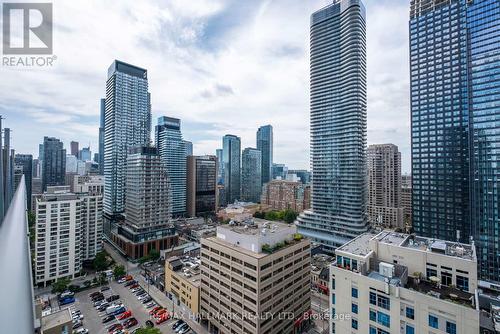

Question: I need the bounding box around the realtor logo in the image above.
[2,3,53,54]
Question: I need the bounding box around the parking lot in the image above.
[61,275,193,334]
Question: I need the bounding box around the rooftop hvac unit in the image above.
[379,262,395,278]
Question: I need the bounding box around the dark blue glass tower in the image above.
[410,0,499,282]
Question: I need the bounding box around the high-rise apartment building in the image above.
[256,125,273,185]
[241,148,262,203]
[155,116,187,216]
[14,154,33,210]
[330,230,479,333]
[103,60,151,217]
[222,134,241,205]
[34,185,103,286]
[70,141,79,157]
[2,128,15,213]
[216,148,223,184]
[401,174,412,227]
[409,0,500,281]
[261,179,311,213]
[184,140,193,157]
[41,137,66,192]
[98,98,105,174]
[186,155,218,217]
[200,220,311,334]
[367,144,403,229]
[108,146,177,259]
[297,0,368,253]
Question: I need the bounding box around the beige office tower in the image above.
[200,220,311,334]
[367,144,404,228]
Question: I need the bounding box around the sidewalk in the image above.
[137,277,208,334]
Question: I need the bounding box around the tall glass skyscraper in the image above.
[410,0,499,282]
[104,60,151,216]
[98,98,105,175]
[256,125,273,185]
[155,116,186,216]
[222,135,241,205]
[241,148,262,203]
[297,0,368,253]
[41,136,66,192]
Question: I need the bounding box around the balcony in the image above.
[0,176,38,332]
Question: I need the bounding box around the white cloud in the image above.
[0,0,411,172]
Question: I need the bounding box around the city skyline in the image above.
[0,0,412,172]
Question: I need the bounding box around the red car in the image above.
[117,310,132,320]
[149,306,162,315]
[107,324,123,333]
[153,309,167,319]
[129,283,139,289]
[124,317,138,328]
[125,275,133,281]
[155,313,170,325]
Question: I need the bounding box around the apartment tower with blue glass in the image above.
[256,125,273,185]
[103,60,151,217]
[297,0,369,253]
[409,0,499,282]
[222,135,241,205]
[241,147,262,203]
[155,116,187,216]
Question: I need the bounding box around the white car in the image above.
[138,294,150,301]
[72,314,84,321]
[75,328,89,334]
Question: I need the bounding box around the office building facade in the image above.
[41,137,66,192]
[241,148,262,203]
[409,0,500,281]
[200,221,311,334]
[222,135,241,205]
[297,0,369,253]
[367,144,404,228]
[98,98,105,174]
[186,155,218,217]
[256,125,273,185]
[103,60,151,216]
[155,116,187,216]
[70,141,79,157]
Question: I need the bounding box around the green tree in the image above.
[283,209,298,224]
[93,251,108,271]
[134,328,161,334]
[113,265,126,279]
[51,277,71,294]
[149,249,160,261]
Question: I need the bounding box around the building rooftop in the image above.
[167,256,201,287]
[336,232,376,257]
[41,308,72,330]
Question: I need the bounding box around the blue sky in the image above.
[1,0,411,172]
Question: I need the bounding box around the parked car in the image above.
[113,306,127,316]
[129,283,139,289]
[135,290,146,296]
[138,293,150,301]
[124,317,138,328]
[71,310,81,316]
[116,310,132,320]
[72,321,83,329]
[97,303,110,312]
[102,315,115,323]
[74,328,88,334]
[72,314,84,321]
[149,306,162,315]
[89,291,102,298]
[101,286,111,291]
[94,299,106,307]
[155,314,169,325]
[124,280,136,287]
[106,294,120,302]
[141,296,153,304]
[59,296,75,306]
[106,304,123,315]
[145,302,156,308]
[91,294,104,302]
[175,323,189,333]
[107,323,123,333]
[153,309,167,318]
[124,275,133,281]
[178,325,191,334]
[117,277,127,284]
[172,320,185,331]
[145,320,155,328]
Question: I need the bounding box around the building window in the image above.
[332,278,335,290]
[426,268,437,279]
[441,271,452,286]
[352,259,358,271]
[456,275,469,291]
[406,306,414,320]
[377,295,390,310]
[351,318,358,330]
[429,314,439,329]
[352,303,358,314]
[369,292,377,305]
[406,324,415,334]
[377,311,390,327]
[369,309,376,321]
[446,321,456,334]
[352,287,358,298]
[331,293,335,305]
[369,327,376,334]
